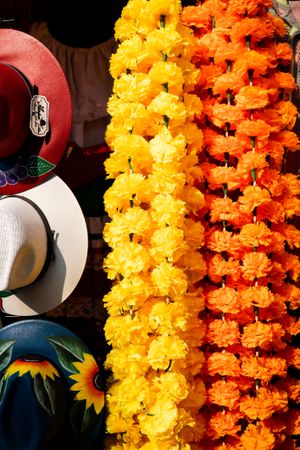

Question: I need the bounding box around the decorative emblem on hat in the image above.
[30,95,50,137]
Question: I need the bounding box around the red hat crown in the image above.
[0,63,32,159]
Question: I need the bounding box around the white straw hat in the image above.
[0,174,88,316]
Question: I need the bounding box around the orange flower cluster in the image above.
[183,0,300,448]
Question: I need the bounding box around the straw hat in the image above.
[0,173,88,316]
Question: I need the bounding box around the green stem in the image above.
[163,115,169,128]
[162,82,168,93]
[160,14,166,29]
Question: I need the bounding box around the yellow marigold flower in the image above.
[173,347,205,377]
[147,335,188,370]
[177,251,207,283]
[152,372,189,402]
[69,353,104,415]
[149,127,186,163]
[105,314,150,347]
[177,59,201,92]
[108,376,149,418]
[138,399,178,438]
[103,173,149,215]
[104,241,150,279]
[181,378,206,410]
[151,193,186,225]
[150,226,187,263]
[175,123,203,150]
[144,28,183,56]
[105,345,150,378]
[103,274,154,315]
[181,185,205,214]
[148,301,189,334]
[107,97,151,130]
[184,93,203,120]
[113,73,155,105]
[148,61,184,94]
[151,261,188,297]
[104,207,152,247]
[182,219,205,250]
[147,92,186,124]
[4,358,59,380]
[109,35,143,78]
[106,411,133,434]
[148,163,186,195]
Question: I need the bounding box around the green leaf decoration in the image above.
[70,401,100,436]
[0,376,8,406]
[0,340,15,372]
[47,336,85,373]
[28,156,55,177]
[34,374,56,416]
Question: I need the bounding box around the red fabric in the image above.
[55,142,111,189]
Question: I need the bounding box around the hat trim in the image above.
[0,156,55,188]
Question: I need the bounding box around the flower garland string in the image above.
[102,1,208,448]
[182,0,300,448]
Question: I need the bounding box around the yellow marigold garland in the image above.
[182,0,300,448]
[102,1,207,448]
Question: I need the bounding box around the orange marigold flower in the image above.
[280,409,300,435]
[270,42,293,65]
[233,50,269,77]
[253,107,285,133]
[207,410,242,439]
[282,173,300,196]
[214,41,245,66]
[281,196,300,219]
[272,223,300,249]
[237,151,268,175]
[207,319,240,347]
[273,71,296,91]
[207,254,241,283]
[240,285,275,308]
[240,387,288,420]
[210,197,243,224]
[236,119,271,138]
[239,185,271,212]
[276,377,300,403]
[181,5,212,30]
[213,72,245,97]
[206,229,237,253]
[208,380,240,410]
[207,134,243,159]
[207,165,247,191]
[274,252,300,282]
[257,201,285,224]
[207,351,241,377]
[274,283,300,310]
[238,222,273,248]
[240,423,275,450]
[274,100,298,130]
[228,0,272,15]
[242,252,272,280]
[198,32,228,58]
[210,103,246,129]
[241,321,285,350]
[230,16,285,44]
[235,86,269,110]
[241,355,287,381]
[273,130,300,152]
[207,286,241,314]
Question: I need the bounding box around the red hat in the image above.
[0,29,72,194]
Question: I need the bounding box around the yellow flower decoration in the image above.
[4,358,59,380]
[69,353,104,415]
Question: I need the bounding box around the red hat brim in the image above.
[0,29,72,194]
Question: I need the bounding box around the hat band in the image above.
[0,195,55,298]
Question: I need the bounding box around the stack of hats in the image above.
[0,29,104,449]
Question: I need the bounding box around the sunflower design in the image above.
[4,356,59,380]
[69,353,104,414]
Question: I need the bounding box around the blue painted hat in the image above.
[0,319,105,450]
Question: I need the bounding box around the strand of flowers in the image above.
[102,1,208,448]
[182,0,300,448]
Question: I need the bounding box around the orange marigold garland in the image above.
[183,0,300,448]
[102,1,207,448]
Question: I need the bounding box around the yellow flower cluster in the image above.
[102,0,207,448]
